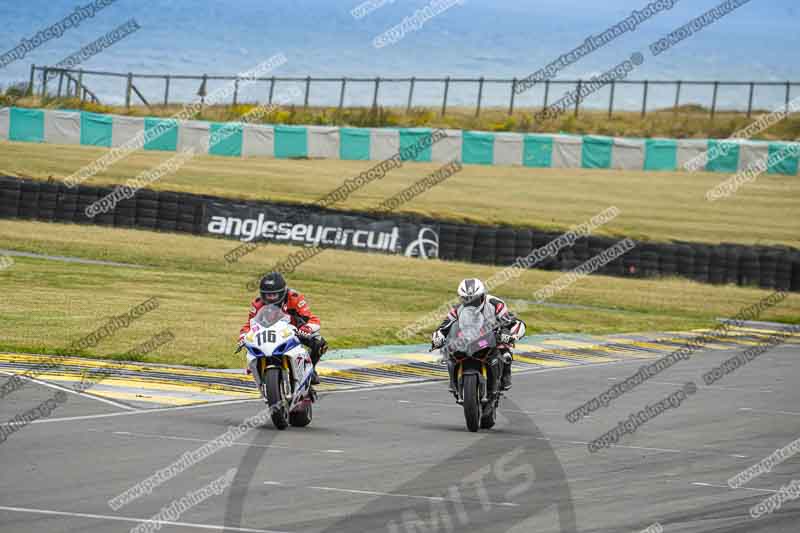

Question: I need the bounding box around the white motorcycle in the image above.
[239,304,315,430]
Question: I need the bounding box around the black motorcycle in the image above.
[440,307,504,432]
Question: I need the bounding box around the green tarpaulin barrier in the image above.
[582,136,613,169]
[462,131,494,165]
[523,135,553,167]
[706,140,740,173]
[209,123,243,157]
[144,118,178,151]
[274,126,308,158]
[767,142,800,176]
[80,112,112,147]
[339,128,371,160]
[9,107,44,143]
[399,129,433,162]
[644,139,678,171]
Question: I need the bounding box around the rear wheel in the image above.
[462,374,481,432]
[265,368,288,430]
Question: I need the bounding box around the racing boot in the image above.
[500,351,513,391]
[446,359,458,395]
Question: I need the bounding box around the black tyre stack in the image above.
[640,244,660,278]
[530,232,558,270]
[513,228,533,267]
[659,243,678,278]
[176,193,201,234]
[676,244,694,281]
[454,226,476,263]
[18,180,40,220]
[723,244,741,286]
[0,177,21,219]
[56,183,79,222]
[775,250,793,291]
[709,246,727,285]
[157,191,180,233]
[75,186,101,225]
[791,253,800,292]
[37,182,59,222]
[758,249,778,290]
[738,248,760,287]
[135,189,159,230]
[693,245,710,284]
[622,244,641,277]
[473,227,497,265]
[436,223,459,261]
[495,227,517,266]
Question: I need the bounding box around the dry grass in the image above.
[1,140,798,247]
[1,220,798,368]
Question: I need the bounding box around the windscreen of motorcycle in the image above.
[443,306,495,357]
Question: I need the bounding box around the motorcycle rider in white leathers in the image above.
[431,278,526,392]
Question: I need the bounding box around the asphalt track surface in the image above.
[0,344,798,532]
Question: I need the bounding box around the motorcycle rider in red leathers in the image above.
[431,278,526,392]
[239,272,327,386]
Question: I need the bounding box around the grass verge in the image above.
[0,220,798,368]
[1,141,798,248]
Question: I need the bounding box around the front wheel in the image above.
[462,373,481,432]
[265,368,288,430]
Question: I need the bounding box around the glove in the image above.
[298,324,315,338]
[498,333,514,345]
[431,330,446,349]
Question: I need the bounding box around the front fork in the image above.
[449,358,502,404]
[249,357,292,403]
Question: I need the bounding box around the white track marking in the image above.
[13,356,687,426]
[691,482,778,493]
[0,505,290,532]
[308,485,519,507]
[0,370,138,411]
[109,431,346,455]
[739,407,800,416]
[532,436,682,453]
[26,398,260,425]
[607,377,774,393]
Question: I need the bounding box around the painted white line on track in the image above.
[307,485,519,507]
[531,436,681,453]
[16,356,692,426]
[739,407,800,416]
[0,369,138,411]
[0,505,290,532]
[108,431,346,455]
[691,482,778,493]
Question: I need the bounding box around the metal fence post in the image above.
[475,76,484,117]
[508,78,517,115]
[785,82,791,114]
[41,68,49,98]
[28,64,36,96]
[233,78,240,106]
[125,72,133,109]
[746,82,754,118]
[710,81,719,120]
[372,76,381,109]
[608,80,616,118]
[57,71,64,97]
[543,80,550,110]
[164,75,170,106]
[338,77,347,112]
[574,80,582,116]
[304,76,311,109]
[268,76,275,104]
[77,69,84,105]
[641,80,649,117]
[441,76,450,116]
[406,76,415,112]
[674,80,682,114]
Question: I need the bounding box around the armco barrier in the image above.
[0,175,798,292]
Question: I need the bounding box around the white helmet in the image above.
[457,278,486,309]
